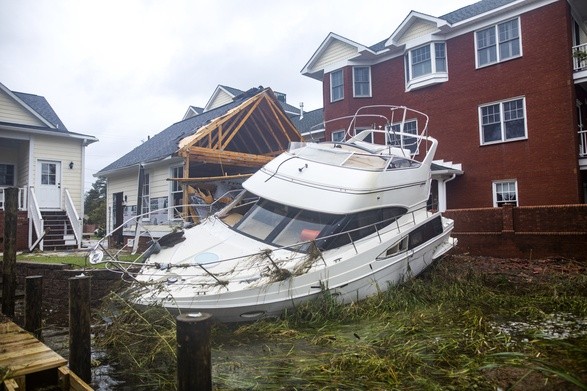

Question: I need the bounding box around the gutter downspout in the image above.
[438,174,456,212]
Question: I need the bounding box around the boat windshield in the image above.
[234,198,339,251]
[232,197,406,252]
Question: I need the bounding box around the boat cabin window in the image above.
[322,207,406,251]
[233,197,406,253]
[407,216,443,250]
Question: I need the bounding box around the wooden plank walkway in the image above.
[0,320,92,390]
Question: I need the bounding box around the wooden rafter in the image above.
[219,97,264,151]
[170,173,253,184]
[185,146,273,168]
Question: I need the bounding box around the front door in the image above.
[36,160,61,209]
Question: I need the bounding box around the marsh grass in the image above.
[95,256,587,390]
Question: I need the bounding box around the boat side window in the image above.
[322,207,406,250]
[408,216,443,250]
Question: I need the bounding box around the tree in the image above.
[84,177,106,229]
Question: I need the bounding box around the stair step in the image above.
[38,211,79,250]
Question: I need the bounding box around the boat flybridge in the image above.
[89,105,456,322]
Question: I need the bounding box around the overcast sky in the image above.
[0,0,474,192]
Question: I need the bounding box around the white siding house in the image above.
[0,82,97,251]
[96,87,303,248]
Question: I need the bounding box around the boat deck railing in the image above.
[301,105,437,169]
[89,203,432,288]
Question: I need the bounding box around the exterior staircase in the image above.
[40,211,78,251]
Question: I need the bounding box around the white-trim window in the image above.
[479,97,526,145]
[170,166,183,219]
[0,164,15,187]
[141,172,150,219]
[404,42,447,91]
[493,180,518,207]
[353,66,371,97]
[330,69,344,102]
[476,18,521,68]
[388,120,418,154]
[331,129,345,142]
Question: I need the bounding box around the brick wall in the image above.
[321,1,582,208]
[3,262,124,327]
[444,204,587,260]
[0,211,30,252]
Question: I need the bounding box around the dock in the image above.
[0,320,92,391]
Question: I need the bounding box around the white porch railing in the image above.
[28,186,44,251]
[573,43,587,71]
[65,188,83,248]
[0,187,27,211]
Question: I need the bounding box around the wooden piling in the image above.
[25,275,43,340]
[1,187,18,317]
[176,312,213,391]
[69,275,92,384]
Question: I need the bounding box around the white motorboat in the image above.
[90,105,456,322]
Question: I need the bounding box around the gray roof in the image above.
[220,84,300,115]
[289,108,324,134]
[13,91,69,132]
[97,88,263,175]
[368,0,519,52]
[218,85,245,96]
[440,0,518,24]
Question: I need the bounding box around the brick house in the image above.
[301,0,587,210]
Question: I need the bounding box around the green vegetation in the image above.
[84,177,106,231]
[96,255,587,390]
[16,251,136,269]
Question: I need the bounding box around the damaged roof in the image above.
[97,87,302,175]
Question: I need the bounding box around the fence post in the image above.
[25,275,43,340]
[69,275,92,383]
[176,312,213,391]
[1,187,18,317]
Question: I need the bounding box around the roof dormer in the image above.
[386,11,450,50]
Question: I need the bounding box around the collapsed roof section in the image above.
[176,87,302,180]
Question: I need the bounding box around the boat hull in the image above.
[133,212,455,323]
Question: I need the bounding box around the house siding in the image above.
[397,20,438,45]
[314,41,358,71]
[0,91,45,126]
[208,90,234,110]
[105,161,177,233]
[33,134,84,211]
[322,1,581,208]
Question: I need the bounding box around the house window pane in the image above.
[477,27,497,66]
[389,120,418,153]
[0,164,15,186]
[332,130,345,142]
[171,166,183,219]
[494,181,518,206]
[481,104,502,143]
[435,43,447,72]
[498,19,520,60]
[41,163,56,185]
[331,70,344,102]
[353,67,371,97]
[477,19,520,67]
[480,98,526,144]
[503,99,525,139]
[411,45,432,78]
[141,173,150,217]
